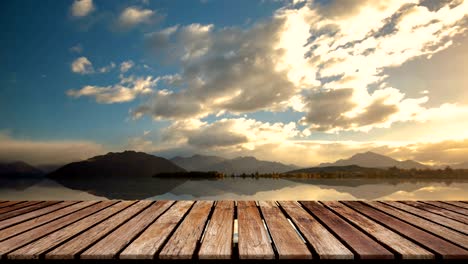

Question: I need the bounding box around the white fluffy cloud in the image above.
[71,56,94,74]
[117,6,155,29]
[120,60,135,73]
[67,75,157,104]
[71,0,95,18]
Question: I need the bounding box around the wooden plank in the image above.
[237,201,275,260]
[7,201,134,259]
[159,201,213,260]
[402,201,468,225]
[80,201,172,259]
[0,201,60,222]
[365,201,468,250]
[344,201,468,259]
[198,201,234,260]
[259,201,312,260]
[120,201,194,260]
[422,201,468,216]
[322,201,434,259]
[0,201,42,216]
[0,201,79,231]
[0,201,114,257]
[299,201,393,259]
[281,201,352,259]
[444,201,468,210]
[0,201,25,209]
[0,201,99,241]
[383,201,468,235]
[46,200,153,260]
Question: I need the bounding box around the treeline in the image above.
[154,166,468,179]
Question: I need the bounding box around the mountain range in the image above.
[318,151,429,169]
[0,161,44,178]
[171,155,298,175]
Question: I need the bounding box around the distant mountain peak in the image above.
[319,151,427,169]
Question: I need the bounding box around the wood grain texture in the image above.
[366,201,468,250]
[198,201,234,260]
[0,201,98,241]
[422,201,468,216]
[0,201,25,209]
[46,201,151,260]
[0,201,43,217]
[7,201,134,259]
[120,201,194,260]
[444,201,468,210]
[80,200,171,259]
[0,201,61,222]
[344,201,468,259]
[402,201,468,224]
[0,201,78,231]
[299,201,393,259]
[259,201,312,259]
[0,201,113,257]
[237,201,275,260]
[322,201,434,259]
[159,201,213,260]
[281,201,351,259]
[383,201,468,235]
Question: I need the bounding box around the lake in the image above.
[1,177,467,200]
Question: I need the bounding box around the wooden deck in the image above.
[0,200,467,262]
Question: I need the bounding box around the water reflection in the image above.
[1,177,467,200]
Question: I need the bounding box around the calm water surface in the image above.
[1,178,467,200]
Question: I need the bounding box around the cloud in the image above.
[67,75,157,103]
[69,44,83,54]
[117,6,156,29]
[71,56,94,74]
[0,133,104,166]
[98,62,116,73]
[71,0,95,18]
[120,60,135,73]
[135,19,298,120]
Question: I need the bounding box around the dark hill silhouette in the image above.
[48,151,187,199]
[318,151,428,169]
[0,161,43,178]
[207,156,297,175]
[0,161,44,190]
[49,150,185,179]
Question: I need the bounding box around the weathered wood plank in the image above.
[0,201,43,216]
[80,201,172,259]
[422,201,468,216]
[444,201,468,210]
[7,201,135,259]
[159,201,213,260]
[0,201,99,241]
[344,201,468,259]
[282,201,352,259]
[0,201,79,231]
[0,201,60,222]
[46,200,152,260]
[366,201,468,250]
[299,201,393,259]
[402,201,468,225]
[0,201,113,257]
[198,201,234,260]
[322,201,434,259]
[120,201,194,260]
[237,201,275,260]
[383,201,468,235]
[0,201,25,209]
[259,201,312,259]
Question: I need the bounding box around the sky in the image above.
[1,0,468,167]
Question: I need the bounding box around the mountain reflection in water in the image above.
[1,177,467,200]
